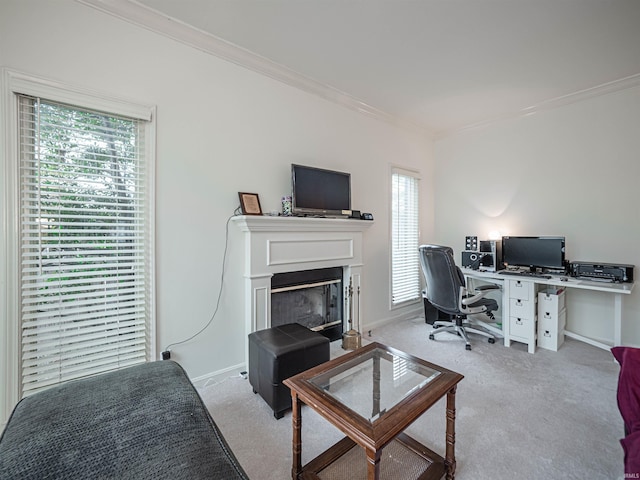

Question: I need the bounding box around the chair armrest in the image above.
[474,284,500,292]
[462,291,485,305]
[461,284,499,306]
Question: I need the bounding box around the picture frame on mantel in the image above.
[238,192,263,215]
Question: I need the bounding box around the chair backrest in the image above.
[419,245,466,315]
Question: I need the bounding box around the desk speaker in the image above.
[465,236,478,251]
[462,251,486,270]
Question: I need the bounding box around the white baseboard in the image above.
[190,362,246,389]
[362,306,424,333]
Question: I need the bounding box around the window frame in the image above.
[1,69,156,424]
[389,165,421,308]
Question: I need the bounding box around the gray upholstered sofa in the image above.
[0,361,249,480]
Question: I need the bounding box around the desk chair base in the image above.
[429,317,495,351]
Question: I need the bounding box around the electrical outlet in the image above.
[162,351,171,360]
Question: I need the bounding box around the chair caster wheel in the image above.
[488,338,495,344]
[465,345,471,351]
[429,334,435,340]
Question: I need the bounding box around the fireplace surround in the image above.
[232,215,373,354]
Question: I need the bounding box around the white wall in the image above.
[434,86,640,346]
[0,0,432,398]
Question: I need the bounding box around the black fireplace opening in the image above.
[271,267,343,342]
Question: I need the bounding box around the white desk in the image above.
[461,268,635,353]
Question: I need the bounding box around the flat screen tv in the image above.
[502,236,566,272]
[291,164,351,216]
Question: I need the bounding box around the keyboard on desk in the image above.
[498,270,552,279]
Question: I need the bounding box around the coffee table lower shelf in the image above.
[299,432,446,480]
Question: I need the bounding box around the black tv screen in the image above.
[291,164,351,215]
[502,236,566,271]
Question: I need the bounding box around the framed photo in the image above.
[238,192,263,215]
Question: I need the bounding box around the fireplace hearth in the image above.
[271,267,343,341]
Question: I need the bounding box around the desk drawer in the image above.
[538,309,566,351]
[509,316,536,339]
[508,279,532,300]
[538,308,566,336]
[538,329,564,351]
[538,288,566,320]
[509,298,536,318]
[539,308,564,322]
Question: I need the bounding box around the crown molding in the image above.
[75,0,640,142]
[436,72,640,139]
[76,0,430,136]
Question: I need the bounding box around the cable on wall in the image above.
[162,211,239,358]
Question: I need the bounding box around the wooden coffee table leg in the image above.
[292,394,302,479]
[445,386,457,480]
[366,447,381,480]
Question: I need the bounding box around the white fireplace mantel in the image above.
[232,215,373,340]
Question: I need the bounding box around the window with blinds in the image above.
[391,168,420,306]
[17,95,153,396]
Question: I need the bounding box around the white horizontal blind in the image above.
[18,95,151,396]
[391,168,420,305]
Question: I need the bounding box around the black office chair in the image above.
[419,244,500,350]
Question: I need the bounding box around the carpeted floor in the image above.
[198,317,624,480]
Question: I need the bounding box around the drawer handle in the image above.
[516,318,523,325]
[516,300,523,306]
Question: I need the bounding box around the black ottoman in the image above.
[248,323,330,419]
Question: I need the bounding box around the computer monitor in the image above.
[501,236,566,272]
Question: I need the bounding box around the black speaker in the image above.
[465,236,478,251]
[461,250,484,270]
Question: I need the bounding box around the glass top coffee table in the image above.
[283,342,464,480]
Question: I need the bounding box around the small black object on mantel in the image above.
[360,213,374,220]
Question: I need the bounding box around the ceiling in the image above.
[133,0,640,136]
